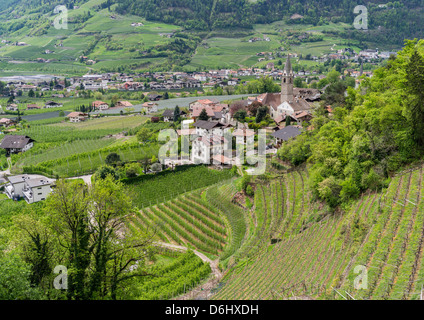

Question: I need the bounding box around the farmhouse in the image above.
[67,112,88,123]
[6,104,18,111]
[116,100,133,108]
[142,102,158,114]
[271,125,302,147]
[148,94,162,101]
[191,104,227,121]
[0,118,16,128]
[26,104,41,110]
[0,135,34,155]
[162,109,177,122]
[92,100,109,110]
[189,99,217,112]
[45,101,63,108]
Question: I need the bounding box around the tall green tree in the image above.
[173,105,180,123]
[405,50,424,146]
[198,108,209,121]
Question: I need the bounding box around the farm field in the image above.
[188,21,365,70]
[194,165,424,300]
[124,166,237,209]
[9,115,158,177]
[0,1,182,76]
[126,250,211,300]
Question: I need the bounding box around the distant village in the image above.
[0,47,392,101]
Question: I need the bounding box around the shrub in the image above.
[94,165,119,180]
[246,185,254,197]
[105,153,121,166]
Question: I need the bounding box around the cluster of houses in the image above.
[321,48,397,63]
[0,58,319,204]
[5,101,63,111]
[161,56,317,166]
[1,50,380,102]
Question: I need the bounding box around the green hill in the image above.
[0,0,421,75]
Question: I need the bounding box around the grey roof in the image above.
[163,109,186,118]
[7,174,30,184]
[193,120,225,130]
[45,101,61,105]
[213,112,223,119]
[162,109,174,117]
[271,126,302,141]
[26,178,52,188]
[0,135,34,150]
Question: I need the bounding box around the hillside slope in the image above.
[0,0,421,75]
[212,166,424,300]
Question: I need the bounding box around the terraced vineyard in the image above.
[209,165,424,300]
[130,191,229,257]
[127,250,212,300]
[126,163,424,300]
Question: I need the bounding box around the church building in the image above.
[256,55,319,121]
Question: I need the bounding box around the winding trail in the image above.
[0,157,11,177]
[154,242,223,300]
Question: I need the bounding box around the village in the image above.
[0,55,328,205]
[0,45,388,109]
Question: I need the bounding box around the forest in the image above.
[113,0,424,45]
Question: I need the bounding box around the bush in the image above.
[125,163,140,178]
[246,185,254,197]
[105,153,121,166]
[94,165,119,180]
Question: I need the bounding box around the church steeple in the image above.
[281,54,294,103]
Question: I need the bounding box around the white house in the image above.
[92,101,109,110]
[67,112,88,123]
[142,102,158,114]
[45,101,63,108]
[4,175,31,200]
[22,178,53,204]
[191,135,228,165]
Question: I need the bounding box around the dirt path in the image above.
[154,242,223,300]
[67,175,93,186]
[0,158,11,177]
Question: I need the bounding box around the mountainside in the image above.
[0,0,421,75]
[113,0,424,45]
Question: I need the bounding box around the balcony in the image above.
[4,184,14,199]
[22,188,34,204]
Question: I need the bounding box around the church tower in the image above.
[281,54,294,103]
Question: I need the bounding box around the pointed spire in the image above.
[284,54,293,76]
